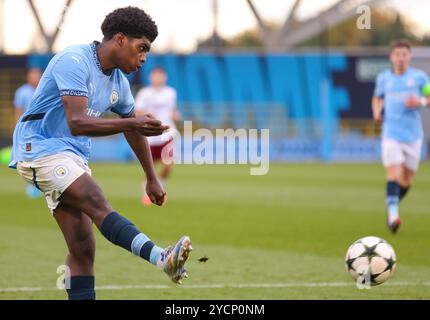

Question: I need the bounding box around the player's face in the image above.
[116,35,151,74]
[150,69,167,87]
[27,68,41,88]
[390,47,411,72]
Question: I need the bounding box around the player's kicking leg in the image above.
[59,172,192,285]
[17,152,191,300]
[54,203,96,300]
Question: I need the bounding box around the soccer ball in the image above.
[345,236,396,286]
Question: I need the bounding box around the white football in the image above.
[345,236,396,286]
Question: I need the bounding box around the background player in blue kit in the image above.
[9,7,192,300]
[14,68,43,198]
[372,39,430,233]
[14,68,42,122]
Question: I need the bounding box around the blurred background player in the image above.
[372,39,430,233]
[14,68,43,198]
[135,66,180,206]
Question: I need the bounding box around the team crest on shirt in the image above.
[110,90,119,104]
[54,166,69,179]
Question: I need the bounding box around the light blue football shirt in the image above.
[14,83,36,111]
[374,67,429,143]
[10,42,134,168]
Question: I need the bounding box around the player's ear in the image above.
[114,33,126,47]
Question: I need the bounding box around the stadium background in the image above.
[3,50,430,161]
[1,0,430,299]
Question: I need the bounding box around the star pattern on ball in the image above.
[345,237,396,286]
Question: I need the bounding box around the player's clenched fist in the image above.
[145,178,166,206]
[134,113,170,136]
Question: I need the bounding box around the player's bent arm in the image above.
[63,96,136,136]
[372,96,383,121]
[62,96,166,137]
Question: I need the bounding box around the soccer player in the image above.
[14,68,44,198]
[372,39,430,233]
[134,66,180,205]
[9,7,192,300]
[14,68,42,122]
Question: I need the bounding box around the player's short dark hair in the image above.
[390,39,411,52]
[101,7,158,42]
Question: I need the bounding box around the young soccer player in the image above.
[9,7,192,300]
[14,68,43,198]
[134,66,180,205]
[372,39,430,233]
[14,68,42,122]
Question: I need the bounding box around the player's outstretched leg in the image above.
[99,212,192,284]
[59,173,192,284]
[157,235,192,284]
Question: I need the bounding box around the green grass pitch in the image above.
[1,162,430,299]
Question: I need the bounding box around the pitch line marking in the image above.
[1,281,430,293]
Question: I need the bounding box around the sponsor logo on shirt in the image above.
[86,107,101,118]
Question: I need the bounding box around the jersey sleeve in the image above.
[373,73,385,98]
[51,53,89,97]
[111,81,135,118]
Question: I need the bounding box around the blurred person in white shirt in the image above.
[135,66,180,205]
